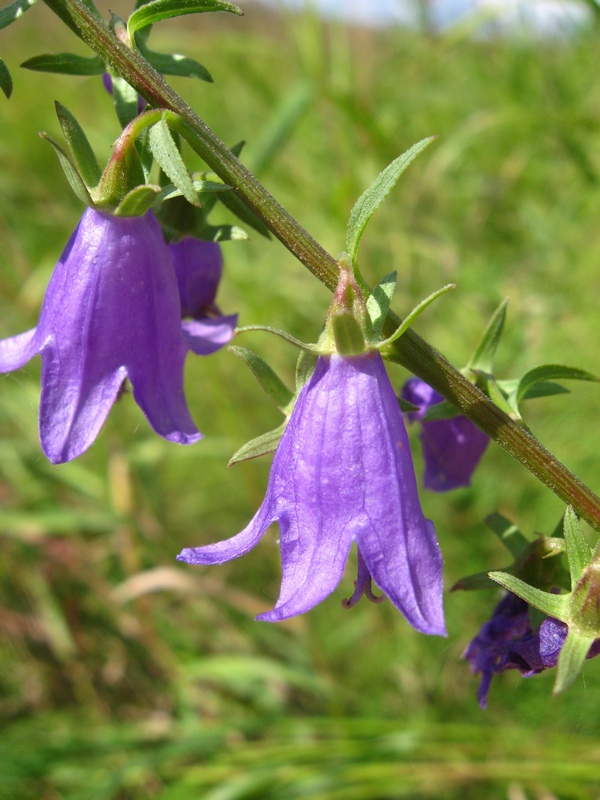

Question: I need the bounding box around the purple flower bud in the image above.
[178,351,446,636]
[464,592,600,708]
[0,208,205,463]
[401,377,488,491]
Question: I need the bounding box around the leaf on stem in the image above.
[128,0,242,38]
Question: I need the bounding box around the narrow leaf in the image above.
[0,58,12,99]
[229,346,294,412]
[366,271,396,339]
[21,52,104,75]
[468,298,508,374]
[145,49,212,82]
[217,189,271,238]
[0,0,37,29]
[228,424,286,466]
[346,136,436,264]
[563,506,591,589]
[40,132,92,206]
[378,283,454,349]
[515,364,599,407]
[554,631,595,695]
[520,380,570,400]
[489,571,569,619]
[128,0,242,37]
[113,184,161,217]
[111,75,140,128]
[421,400,460,422]
[157,178,231,203]
[485,512,529,557]
[55,102,101,187]
[149,117,198,205]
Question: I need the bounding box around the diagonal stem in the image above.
[41,0,600,532]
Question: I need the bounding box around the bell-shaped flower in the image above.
[169,237,237,356]
[0,208,203,464]
[401,377,489,492]
[178,350,446,636]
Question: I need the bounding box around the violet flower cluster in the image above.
[401,377,489,492]
[464,592,600,708]
[0,208,235,463]
[178,347,446,636]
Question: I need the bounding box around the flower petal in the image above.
[182,314,237,356]
[0,328,39,372]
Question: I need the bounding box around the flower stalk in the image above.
[41,0,600,532]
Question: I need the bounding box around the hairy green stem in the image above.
[41,0,600,532]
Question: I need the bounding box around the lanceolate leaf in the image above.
[149,117,198,205]
[128,0,242,38]
[217,189,271,238]
[229,346,294,412]
[55,102,101,187]
[21,52,104,75]
[468,298,508,374]
[145,49,212,82]
[0,0,37,30]
[0,58,12,99]
[40,132,92,206]
[228,423,287,466]
[513,364,599,407]
[346,136,436,264]
[562,506,591,589]
[366,271,396,339]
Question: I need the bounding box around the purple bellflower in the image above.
[0,208,223,463]
[401,377,489,492]
[178,348,446,636]
[169,237,237,357]
[464,592,600,708]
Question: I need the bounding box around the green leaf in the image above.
[421,400,460,422]
[366,271,396,339]
[513,364,599,408]
[157,177,231,203]
[128,0,242,37]
[113,184,161,216]
[111,75,141,128]
[554,630,595,695]
[0,57,12,99]
[40,132,92,206]
[21,52,104,75]
[563,506,592,589]
[55,102,101,187]
[229,346,294,412]
[217,189,271,239]
[485,512,530,557]
[145,49,212,82]
[520,380,570,400]
[468,298,508,374]
[201,224,248,242]
[295,349,317,393]
[228,423,286,466]
[488,571,569,619]
[378,283,454,349]
[345,136,436,264]
[0,0,37,30]
[149,117,198,206]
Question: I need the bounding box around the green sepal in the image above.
[229,346,294,413]
[228,423,286,466]
[97,142,145,209]
[563,506,592,589]
[55,102,101,188]
[554,630,596,695]
[144,48,212,82]
[149,117,199,206]
[39,132,93,206]
[21,52,104,75]
[0,0,37,29]
[468,298,508,374]
[332,311,366,356]
[0,58,12,99]
[295,349,317,393]
[128,0,242,39]
[488,571,570,619]
[366,271,396,339]
[377,284,454,351]
[235,325,320,354]
[113,184,161,217]
[345,136,436,265]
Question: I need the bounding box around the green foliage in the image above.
[2,7,600,800]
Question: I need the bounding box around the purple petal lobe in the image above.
[170,238,223,317]
[182,314,237,355]
[0,328,40,371]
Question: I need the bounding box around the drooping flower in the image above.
[169,237,237,356]
[401,377,489,491]
[464,592,600,708]
[178,350,446,636]
[0,208,203,464]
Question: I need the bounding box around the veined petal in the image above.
[177,497,276,565]
[182,314,237,356]
[0,328,40,372]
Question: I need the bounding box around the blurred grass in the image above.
[1,2,600,799]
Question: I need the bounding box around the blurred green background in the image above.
[1,2,600,798]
